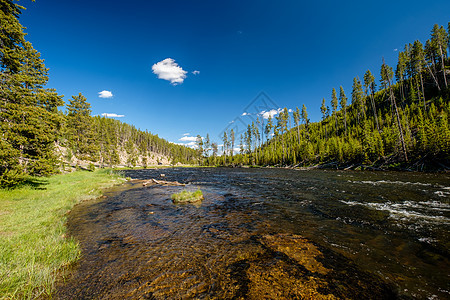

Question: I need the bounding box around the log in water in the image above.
[55,168,449,299]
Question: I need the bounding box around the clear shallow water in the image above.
[56,168,449,299]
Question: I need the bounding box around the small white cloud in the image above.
[101,113,124,118]
[192,70,200,75]
[186,141,198,148]
[183,132,190,136]
[98,90,113,98]
[260,108,282,119]
[179,136,198,142]
[394,48,398,52]
[288,108,293,113]
[152,58,187,85]
[242,112,250,116]
[174,140,198,149]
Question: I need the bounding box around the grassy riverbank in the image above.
[0,169,125,299]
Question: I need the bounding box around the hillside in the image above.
[206,22,450,171]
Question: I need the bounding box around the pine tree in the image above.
[331,88,338,132]
[339,86,348,136]
[66,93,98,161]
[320,98,328,139]
[265,115,273,142]
[1,0,64,186]
[431,24,448,88]
[301,104,308,132]
[204,133,211,158]
[396,51,407,103]
[252,122,260,163]
[364,70,380,131]
[381,58,408,161]
[196,135,203,159]
[222,131,228,164]
[352,77,364,123]
[293,106,301,145]
[424,40,441,91]
[212,142,218,164]
[230,129,235,158]
[412,40,426,109]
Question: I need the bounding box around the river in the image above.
[55,168,449,299]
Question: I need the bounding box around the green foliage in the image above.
[0,0,64,186]
[171,189,204,203]
[0,166,27,188]
[65,93,98,161]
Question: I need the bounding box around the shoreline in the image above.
[209,160,450,173]
[0,169,125,299]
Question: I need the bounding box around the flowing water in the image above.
[55,168,449,299]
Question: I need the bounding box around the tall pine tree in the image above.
[66,93,97,162]
[1,0,64,186]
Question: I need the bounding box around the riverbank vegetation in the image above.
[171,189,204,203]
[0,169,124,299]
[200,22,450,171]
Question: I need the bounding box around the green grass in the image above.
[171,189,204,203]
[0,169,125,299]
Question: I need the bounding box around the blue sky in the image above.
[21,0,450,148]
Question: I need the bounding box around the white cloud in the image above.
[185,141,198,149]
[260,108,282,119]
[394,48,398,52]
[179,136,198,142]
[174,141,197,148]
[98,90,113,98]
[183,132,190,136]
[242,112,250,116]
[288,108,293,113]
[192,70,200,75]
[101,113,124,118]
[152,58,187,85]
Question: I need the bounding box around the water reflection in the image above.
[55,168,449,299]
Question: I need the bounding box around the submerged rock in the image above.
[232,233,398,300]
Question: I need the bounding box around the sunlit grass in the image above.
[171,189,204,203]
[0,169,124,299]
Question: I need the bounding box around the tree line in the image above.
[199,22,450,170]
[0,0,198,187]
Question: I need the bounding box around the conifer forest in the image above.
[201,25,450,171]
[1,0,450,188]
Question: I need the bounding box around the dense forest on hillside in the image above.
[201,22,450,170]
[60,93,198,169]
[0,0,197,187]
